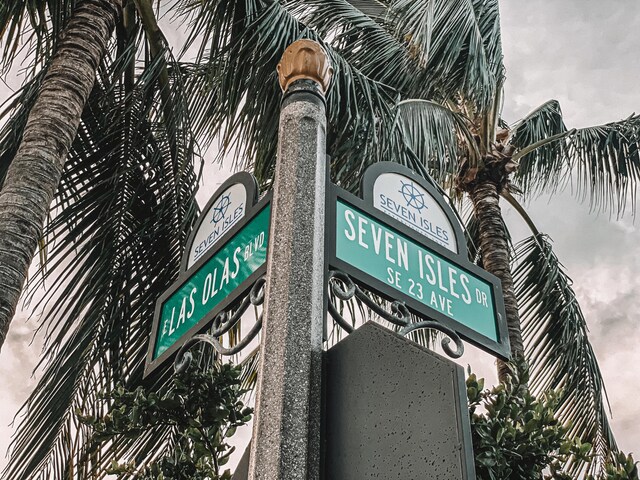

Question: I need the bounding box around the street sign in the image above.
[371,173,458,253]
[145,175,270,378]
[330,164,510,360]
[154,206,269,360]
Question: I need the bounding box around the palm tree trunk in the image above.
[0,0,122,351]
[469,180,523,380]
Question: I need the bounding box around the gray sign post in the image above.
[248,40,333,480]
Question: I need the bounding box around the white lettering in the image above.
[358,216,369,249]
[202,273,212,304]
[384,231,395,264]
[344,210,356,241]
[437,261,448,293]
[211,268,219,296]
[460,274,472,304]
[220,258,230,288]
[480,291,488,307]
[448,267,459,298]
[168,307,176,335]
[371,224,382,254]
[430,291,438,308]
[424,254,436,285]
[476,289,485,305]
[187,288,196,318]
[397,239,408,271]
[386,267,402,287]
[178,297,187,326]
[232,247,241,278]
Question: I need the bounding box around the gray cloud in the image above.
[501,1,640,127]
[502,190,640,454]
[0,311,42,466]
[501,0,640,454]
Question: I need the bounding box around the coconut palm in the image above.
[1,0,638,478]
[0,1,202,478]
[173,0,638,475]
[0,0,121,351]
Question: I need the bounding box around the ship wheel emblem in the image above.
[211,194,231,224]
[400,181,426,211]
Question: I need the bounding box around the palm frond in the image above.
[287,0,422,95]
[470,0,504,87]
[315,0,505,112]
[177,0,400,190]
[344,0,386,18]
[0,0,76,73]
[2,35,201,480]
[391,98,478,184]
[513,234,616,477]
[177,0,505,190]
[297,0,506,151]
[510,100,567,144]
[512,101,640,216]
[0,69,46,185]
[327,51,400,189]
[510,100,568,194]
[386,0,504,113]
[566,117,640,216]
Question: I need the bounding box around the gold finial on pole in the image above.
[277,39,334,94]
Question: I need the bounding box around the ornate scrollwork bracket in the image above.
[327,270,464,359]
[174,276,266,373]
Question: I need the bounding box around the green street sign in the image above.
[145,200,270,376]
[329,187,509,360]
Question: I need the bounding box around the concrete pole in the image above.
[248,40,333,480]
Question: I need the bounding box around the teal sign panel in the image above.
[335,199,499,344]
[152,205,270,360]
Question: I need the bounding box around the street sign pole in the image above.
[248,40,333,480]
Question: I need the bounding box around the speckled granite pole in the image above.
[248,40,333,480]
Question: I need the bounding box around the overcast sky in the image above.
[1,0,639,471]
[498,0,640,453]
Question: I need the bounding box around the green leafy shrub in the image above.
[591,452,640,480]
[78,362,252,479]
[81,358,638,479]
[468,362,638,480]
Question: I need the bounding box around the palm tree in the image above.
[1,0,637,478]
[0,0,122,351]
[0,1,202,478]
[172,0,638,475]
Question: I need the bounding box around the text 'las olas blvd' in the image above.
[153,206,271,359]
